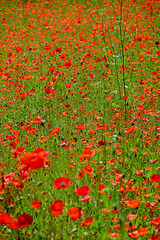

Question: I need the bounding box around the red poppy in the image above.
[98,184,107,194]
[122,96,128,100]
[30,199,42,209]
[44,85,52,94]
[82,166,93,174]
[64,61,72,67]
[53,177,72,190]
[156,50,160,56]
[79,148,96,160]
[52,127,60,136]
[127,214,137,220]
[76,172,85,179]
[89,73,95,78]
[65,83,72,88]
[125,126,134,134]
[75,186,90,196]
[76,123,84,130]
[43,45,51,51]
[150,174,160,182]
[9,214,33,229]
[124,199,139,208]
[49,66,55,72]
[56,47,61,53]
[14,148,26,155]
[108,232,119,238]
[67,207,83,221]
[115,174,123,180]
[97,139,105,147]
[99,184,106,190]
[150,236,160,240]
[50,200,65,217]
[116,148,123,155]
[108,158,116,165]
[101,209,109,214]
[81,217,94,227]
[0,212,11,225]
[80,196,91,202]
[129,227,148,238]
[39,136,47,143]
[151,217,160,226]
[96,123,106,130]
[149,159,157,164]
[20,148,50,171]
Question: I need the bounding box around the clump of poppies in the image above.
[20,148,50,171]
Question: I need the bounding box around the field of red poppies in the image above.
[0,0,160,239]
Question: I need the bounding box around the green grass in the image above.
[0,0,160,239]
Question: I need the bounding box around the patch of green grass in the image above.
[0,0,159,239]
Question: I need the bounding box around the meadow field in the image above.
[0,0,160,239]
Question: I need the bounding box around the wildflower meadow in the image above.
[0,0,160,239]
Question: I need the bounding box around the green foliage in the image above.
[0,0,159,239]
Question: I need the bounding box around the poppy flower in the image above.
[67,207,83,221]
[89,73,95,78]
[75,186,90,196]
[50,200,65,217]
[116,148,123,155]
[44,85,52,94]
[151,217,160,226]
[149,159,157,164]
[53,177,72,190]
[0,212,11,225]
[43,45,51,51]
[127,214,137,220]
[129,227,148,238]
[115,174,123,180]
[9,214,33,229]
[99,184,106,190]
[76,123,84,130]
[48,66,55,72]
[76,172,85,179]
[150,236,160,240]
[14,148,26,155]
[156,50,160,56]
[97,123,106,130]
[52,127,60,136]
[125,199,139,208]
[56,47,61,53]
[108,158,116,165]
[20,148,50,171]
[98,184,107,194]
[65,83,72,88]
[30,199,42,209]
[125,127,134,134]
[108,232,119,238]
[82,166,93,174]
[80,196,92,202]
[122,96,128,100]
[79,148,96,160]
[39,136,47,143]
[81,217,94,227]
[97,139,105,147]
[101,209,109,214]
[150,174,160,182]
[64,61,72,67]
[18,214,33,228]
